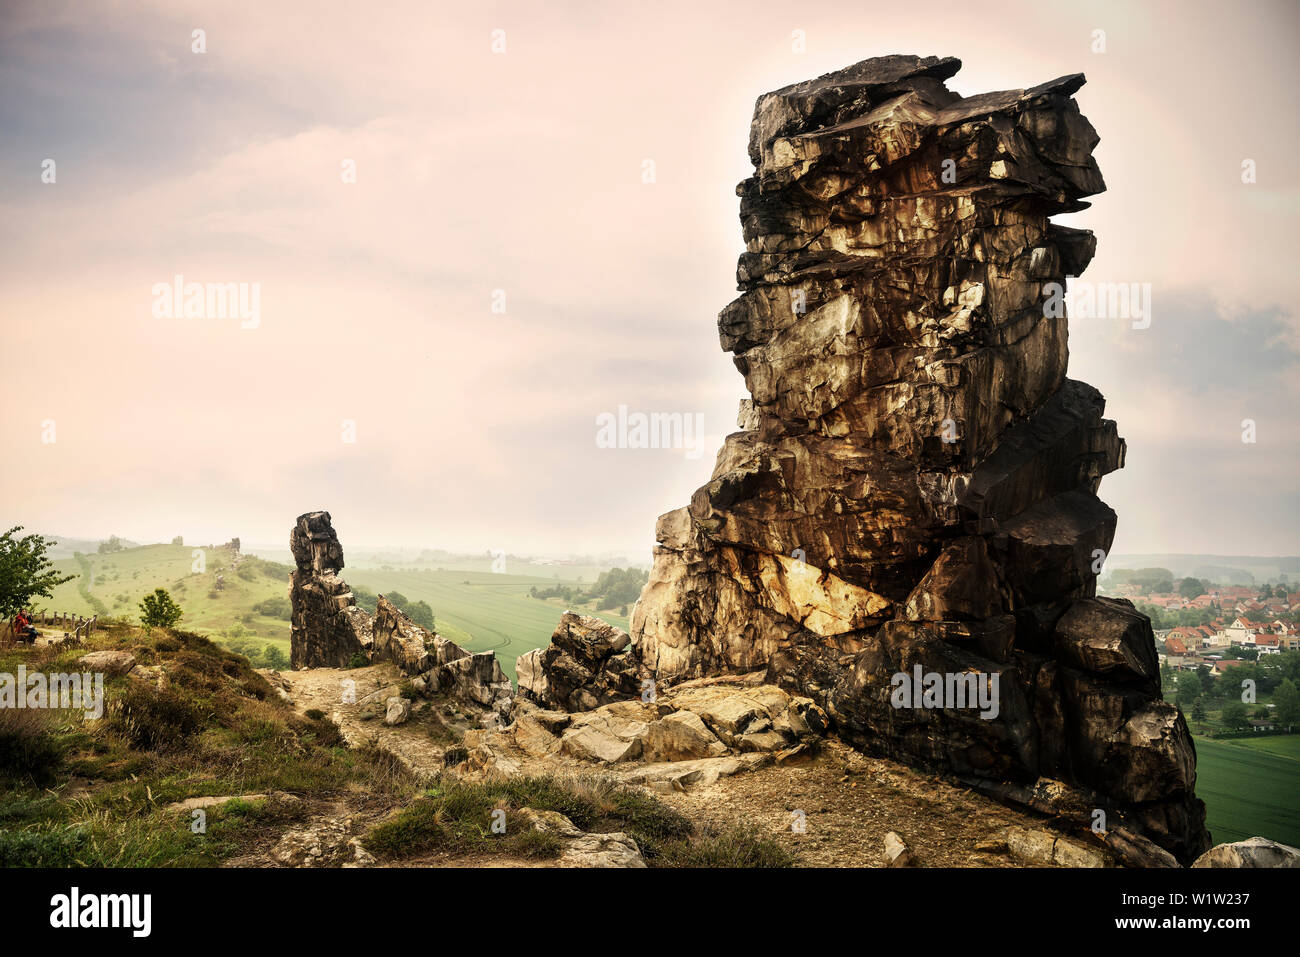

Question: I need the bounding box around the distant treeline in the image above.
[530,567,649,613]
[348,586,435,631]
[236,556,294,582]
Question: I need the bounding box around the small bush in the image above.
[138,588,183,630]
[655,823,794,867]
[0,707,65,784]
[106,685,205,750]
[364,775,696,864]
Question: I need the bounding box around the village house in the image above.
[1255,634,1282,655]
[1224,617,1265,646]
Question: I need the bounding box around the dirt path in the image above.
[652,738,1057,867]
[274,663,459,777]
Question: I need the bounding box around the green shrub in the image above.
[365,775,696,864]
[252,596,292,620]
[138,588,183,630]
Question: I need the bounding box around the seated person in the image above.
[12,611,39,644]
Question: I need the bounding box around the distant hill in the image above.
[35,533,142,560]
[1108,554,1300,584]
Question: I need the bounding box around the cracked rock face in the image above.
[517,612,651,712]
[625,55,1208,864]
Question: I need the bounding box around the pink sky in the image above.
[1,0,1297,558]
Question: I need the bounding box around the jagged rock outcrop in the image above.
[517,613,651,711]
[289,511,374,670]
[613,56,1208,863]
[371,595,433,673]
[290,512,512,721]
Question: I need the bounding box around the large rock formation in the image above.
[289,511,374,670]
[617,56,1208,863]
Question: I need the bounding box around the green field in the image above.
[1193,735,1300,848]
[33,544,629,682]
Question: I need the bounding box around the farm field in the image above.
[1193,735,1300,848]
[1223,733,1300,760]
[33,544,629,682]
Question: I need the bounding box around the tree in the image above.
[407,600,435,632]
[1191,700,1206,722]
[0,526,75,617]
[171,535,184,546]
[252,596,292,620]
[1175,672,1202,709]
[1178,577,1207,600]
[139,588,183,630]
[351,585,379,615]
[1274,678,1300,728]
[1221,700,1250,731]
[97,535,125,554]
[263,645,289,670]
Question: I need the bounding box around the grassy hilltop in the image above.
[41,543,294,657]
